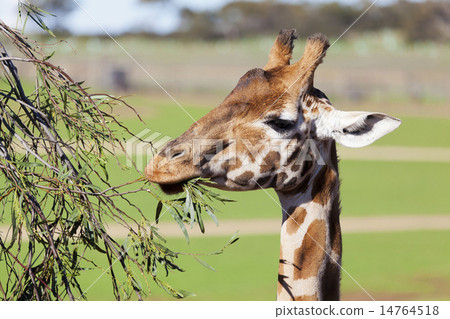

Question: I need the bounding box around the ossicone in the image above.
[264,29,298,70]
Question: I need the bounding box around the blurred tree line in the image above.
[174,0,450,42]
[38,0,450,42]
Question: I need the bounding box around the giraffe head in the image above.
[145,30,400,194]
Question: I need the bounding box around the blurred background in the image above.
[1,0,450,300]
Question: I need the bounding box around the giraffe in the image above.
[145,30,401,301]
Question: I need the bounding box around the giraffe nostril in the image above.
[169,150,186,160]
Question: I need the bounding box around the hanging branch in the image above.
[0,5,237,302]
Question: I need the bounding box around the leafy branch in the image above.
[0,4,237,301]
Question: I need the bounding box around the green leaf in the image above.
[87,184,102,192]
[122,236,133,251]
[44,51,55,61]
[155,201,163,224]
[228,231,240,246]
[21,3,56,37]
[77,163,89,179]
[9,198,17,249]
[10,161,43,167]
[130,272,143,291]
[23,208,33,235]
[58,165,72,180]
[169,207,189,244]
[149,225,166,243]
[177,290,196,298]
[71,248,78,269]
[99,161,109,181]
[156,278,191,299]
[67,211,81,223]
[184,188,192,225]
[193,187,205,200]
[205,206,219,226]
[196,208,205,234]
[189,200,197,229]
[193,256,216,272]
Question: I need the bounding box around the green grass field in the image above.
[2,103,450,300]
[1,98,450,301]
[2,230,449,300]
[1,33,450,301]
[38,230,447,301]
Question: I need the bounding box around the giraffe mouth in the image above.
[158,176,226,195]
[156,180,188,195]
[146,152,239,194]
[145,152,203,194]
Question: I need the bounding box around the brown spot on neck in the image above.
[293,219,327,280]
[285,207,307,235]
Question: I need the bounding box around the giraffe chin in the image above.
[158,180,189,195]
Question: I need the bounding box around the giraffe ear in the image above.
[323,111,401,148]
[264,29,297,70]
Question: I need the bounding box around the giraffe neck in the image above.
[275,141,342,301]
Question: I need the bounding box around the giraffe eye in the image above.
[265,119,296,132]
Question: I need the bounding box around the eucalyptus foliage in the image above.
[0,4,236,301]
